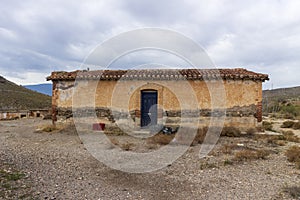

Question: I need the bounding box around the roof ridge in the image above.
[47,68,269,82]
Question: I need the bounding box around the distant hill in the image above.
[24,83,52,96]
[0,76,51,111]
[263,86,300,101]
[263,86,300,116]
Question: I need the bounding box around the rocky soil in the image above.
[0,118,300,199]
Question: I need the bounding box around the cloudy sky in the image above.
[0,0,299,89]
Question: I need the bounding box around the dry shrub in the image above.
[253,134,268,140]
[282,131,300,143]
[148,126,208,146]
[283,186,300,198]
[38,124,58,132]
[255,132,299,145]
[281,120,295,128]
[221,126,241,137]
[234,150,256,161]
[104,126,126,136]
[262,121,274,131]
[297,161,300,169]
[42,125,58,132]
[109,138,119,146]
[285,145,300,163]
[274,140,287,146]
[282,130,294,136]
[255,149,271,159]
[286,135,300,143]
[194,127,208,144]
[223,159,233,166]
[292,121,300,130]
[266,136,281,145]
[220,143,236,154]
[175,126,210,146]
[246,128,257,136]
[174,127,197,146]
[234,149,270,161]
[121,142,134,151]
[146,143,158,150]
[283,113,296,120]
[148,133,174,145]
[200,161,218,170]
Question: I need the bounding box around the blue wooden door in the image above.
[141,91,158,127]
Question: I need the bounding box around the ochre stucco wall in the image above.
[53,79,263,129]
[55,79,262,110]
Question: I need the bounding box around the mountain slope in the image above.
[24,83,52,96]
[0,76,51,111]
[263,86,300,117]
[263,86,300,101]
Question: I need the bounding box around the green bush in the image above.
[280,104,300,118]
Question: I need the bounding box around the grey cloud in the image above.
[0,0,299,88]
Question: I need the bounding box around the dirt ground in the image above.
[0,118,300,200]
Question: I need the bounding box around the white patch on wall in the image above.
[59,88,73,101]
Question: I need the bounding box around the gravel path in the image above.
[0,119,299,199]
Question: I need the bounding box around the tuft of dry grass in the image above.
[285,145,300,163]
[283,186,300,198]
[104,126,126,136]
[282,131,300,143]
[200,161,218,170]
[193,127,208,144]
[42,125,58,132]
[37,124,59,132]
[121,142,134,151]
[292,121,300,130]
[109,138,119,146]
[220,143,236,154]
[221,126,241,137]
[234,149,270,161]
[174,127,198,146]
[279,120,300,130]
[146,143,158,150]
[246,128,257,136]
[147,126,208,146]
[254,131,299,146]
[274,140,287,146]
[223,159,234,166]
[174,126,210,146]
[281,120,295,128]
[297,161,300,169]
[262,121,274,131]
[255,149,271,159]
[147,133,174,145]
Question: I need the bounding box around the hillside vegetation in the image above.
[263,86,300,119]
[0,76,51,111]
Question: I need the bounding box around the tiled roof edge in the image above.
[46,68,269,82]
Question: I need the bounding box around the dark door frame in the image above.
[141,90,158,128]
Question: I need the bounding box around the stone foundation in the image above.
[56,105,258,130]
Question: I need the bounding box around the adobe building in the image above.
[46,68,269,130]
[0,109,51,120]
